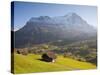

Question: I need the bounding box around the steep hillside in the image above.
[14,13,96,48]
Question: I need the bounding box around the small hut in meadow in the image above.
[42,51,57,62]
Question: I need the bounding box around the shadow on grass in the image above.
[37,59,52,62]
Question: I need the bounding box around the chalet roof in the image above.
[46,51,57,59]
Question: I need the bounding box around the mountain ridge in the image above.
[14,12,97,48]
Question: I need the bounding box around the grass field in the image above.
[14,53,96,74]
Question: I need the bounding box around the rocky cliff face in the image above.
[14,13,96,48]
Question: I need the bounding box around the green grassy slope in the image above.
[14,54,96,74]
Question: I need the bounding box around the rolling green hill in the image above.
[14,53,96,74]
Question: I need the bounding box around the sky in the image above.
[11,1,98,31]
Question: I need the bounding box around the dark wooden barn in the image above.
[42,51,57,62]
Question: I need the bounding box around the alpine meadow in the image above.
[11,1,97,74]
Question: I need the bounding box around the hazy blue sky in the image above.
[12,1,97,31]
